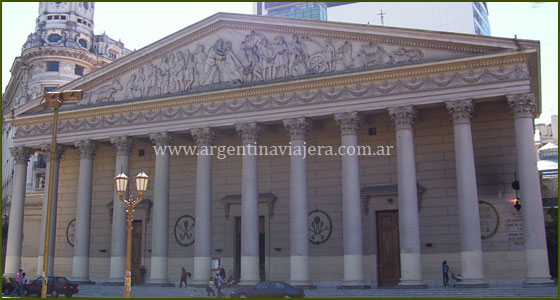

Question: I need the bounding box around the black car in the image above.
[25,276,79,298]
[230,281,304,298]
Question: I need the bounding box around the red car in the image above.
[25,276,79,298]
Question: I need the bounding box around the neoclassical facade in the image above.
[4,13,553,287]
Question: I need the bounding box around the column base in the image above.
[337,283,371,289]
[100,281,123,286]
[288,280,317,289]
[397,281,428,289]
[523,278,555,287]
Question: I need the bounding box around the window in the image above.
[61,15,66,20]
[47,16,53,20]
[83,2,89,10]
[78,39,88,48]
[108,51,117,59]
[46,61,59,72]
[47,34,62,43]
[54,15,60,20]
[74,65,85,76]
[43,86,57,94]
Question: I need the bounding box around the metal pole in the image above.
[124,201,133,298]
[41,105,59,298]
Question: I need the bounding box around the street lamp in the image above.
[115,171,149,298]
[40,90,83,299]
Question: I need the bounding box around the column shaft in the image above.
[149,133,172,284]
[388,106,425,287]
[72,140,96,281]
[507,93,553,285]
[334,112,365,287]
[108,137,133,282]
[37,144,64,277]
[283,118,310,285]
[236,123,260,285]
[4,147,32,276]
[191,129,216,285]
[446,100,486,286]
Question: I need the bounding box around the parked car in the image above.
[230,281,304,298]
[25,276,79,298]
[2,276,16,295]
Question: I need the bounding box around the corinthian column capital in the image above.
[334,111,360,136]
[149,132,174,147]
[388,105,416,130]
[446,99,474,125]
[190,128,216,147]
[110,136,134,156]
[40,143,66,162]
[10,146,33,165]
[507,93,536,119]
[235,123,261,144]
[75,140,97,159]
[283,118,309,141]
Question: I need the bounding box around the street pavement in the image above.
[4,284,557,298]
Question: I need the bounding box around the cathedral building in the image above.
[2,3,554,288]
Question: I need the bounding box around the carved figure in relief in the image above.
[289,34,310,76]
[271,36,289,79]
[126,74,142,99]
[240,40,262,82]
[183,49,196,90]
[391,47,424,64]
[356,42,392,67]
[170,51,185,93]
[222,41,243,83]
[89,80,123,103]
[193,44,206,86]
[146,63,160,96]
[337,41,354,69]
[256,38,273,81]
[159,55,171,94]
[201,39,225,85]
[137,67,146,98]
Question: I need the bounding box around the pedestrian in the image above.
[219,266,226,281]
[442,260,449,287]
[206,276,215,297]
[215,272,224,298]
[180,267,188,287]
[9,269,23,297]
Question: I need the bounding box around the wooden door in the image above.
[376,210,400,286]
[131,220,143,284]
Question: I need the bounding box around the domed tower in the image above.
[11,2,130,108]
[2,1,130,218]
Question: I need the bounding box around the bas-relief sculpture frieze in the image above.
[15,63,530,138]
[83,30,427,105]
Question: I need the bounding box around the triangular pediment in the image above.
[17,13,538,116]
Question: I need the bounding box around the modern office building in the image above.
[3,3,553,289]
[254,2,491,35]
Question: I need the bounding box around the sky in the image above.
[2,2,557,123]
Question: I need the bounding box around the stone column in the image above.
[37,144,65,277]
[148,133,173,285]
[334,112,366,287]
[446,100,487,286]
[71,140,96,282]
[191,128,216,285]
[388,106,425,287]
[107,136,134,283]
[4,147,33,277]
[283,118,311,286]
[507,93,554,285]
[235,123,261,285]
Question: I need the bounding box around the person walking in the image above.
[442,260,450,287]
[9,269,24,297]
[206,276,215,297]
[215,272,224,298]
[180,267,188,287]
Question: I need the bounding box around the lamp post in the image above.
[115,171,149,298]
[40,90,83,299]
